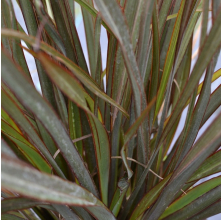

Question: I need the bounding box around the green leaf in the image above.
[149,3,160,126]
[1,197,48,214]
[2,87,66,179]
[158,0,181,77]
[158,0,173,34]
[161,8,221,144]
[1,214,26,220]
[52,204,80,220]
[199,68,221,96]
[3,0,31,78]
[124,98,156,145]
[1,120,51,173]
[49,0,77,63]
[161,184,221,220]
[120,128,133,180]
[188,150,221,182]
[54,86,69,129]
[38,52,90,114]
[155,0,185,119]
[68,101,83,156]
[75,0,111,32]
[160,176,221,219]
[173,7,201,76]
[109,112,123,203]
[2,50,98,196]
[188,199,221,220]
[119,98,155,179]
[81,0,96,79]
[87,115,110,205]
[110,177,129,217]
[177,57,214,165]
[1,155,116,220]
[202,84,221,125]
[18,0,57,110]
[63,0,90,73]
[1,0,13,55]
[94,0,148,117]
[70,206,93,220]
[182,68,221,109]
[34,0,66,55]
[145,113,221,220]
[1,29,129,117]
[133,0,154,79]
[1,108,21,133]
[130,174,172,220]
[118,98,156,219]
[38,52,110,205]
[199,0,209,49]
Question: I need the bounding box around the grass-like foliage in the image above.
[1,0,221,219]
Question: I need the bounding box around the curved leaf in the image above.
[161,9,221,144]
[52,204,80,220]
[188,150,221,182]
[155,0,185,119]
[18,0,57,110]
[110,177,129,217]
[2,86,66,179]
[94,0,148,118]
[130,174,172,220]
[202,84,221,125]
[145,113,221,220]
[160,176,221,219]
[188,199,221,220]
[87,115,110,205]
[1,120,51,173]
[38,52,90,114]
[38,52,110,205]
[161,184,221,220]
[1,197,48,214]
[120,98,156,179]
[1,29,128,117]
[1,214,26,220]
[2,50,98,197]
[1,154,116,220]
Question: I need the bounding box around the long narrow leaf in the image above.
[38,52,110,205]
[94,0,148,117]
[155,0,185,118]
[145,113,221,220]
[1,29,129,117]
[159,176,221,219]
[1,155,116,220]
[2,50,98,197]
[161,9,221,144]
[2,86,67,179]
[188,150,221,182]
[161,184,221,220]
[1,120,51,173]
[1,197,48,214]
[188,200,221,220]
[130,174,172,220]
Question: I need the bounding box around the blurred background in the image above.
[11,1,221,219]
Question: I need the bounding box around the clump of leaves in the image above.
[1,0,221,219]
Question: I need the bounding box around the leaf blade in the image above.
[1,29,129,117]
[2,50,98,197]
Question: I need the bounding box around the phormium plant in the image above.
[1,0,221,219]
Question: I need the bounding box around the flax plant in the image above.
[1,0,221,219]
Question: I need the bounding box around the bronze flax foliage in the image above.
[1,0,221,219]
